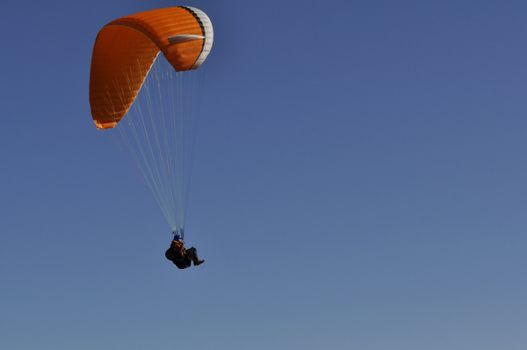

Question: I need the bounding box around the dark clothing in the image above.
[165,244,203,269]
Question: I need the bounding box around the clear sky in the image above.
[1,0,527,349]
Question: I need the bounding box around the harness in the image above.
[169,228,188,259]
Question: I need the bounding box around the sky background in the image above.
[1,0,527,349]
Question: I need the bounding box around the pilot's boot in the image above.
[187,247,205,266]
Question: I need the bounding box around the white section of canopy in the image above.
[168,34,206,44]
[185,6,214,69]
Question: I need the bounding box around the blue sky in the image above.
[1,0,527,349]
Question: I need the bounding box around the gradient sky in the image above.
[1,0,527,349]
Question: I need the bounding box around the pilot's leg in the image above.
[186,247,205,266]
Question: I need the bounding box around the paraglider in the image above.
[89,6,214,268]
[165,231,205,269]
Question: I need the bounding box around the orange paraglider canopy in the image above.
[89,6,213,129]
